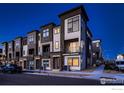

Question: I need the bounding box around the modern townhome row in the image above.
[1,5,102,71]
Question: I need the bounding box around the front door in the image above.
[29,61,35,70]
[42,60,49,70]
[36,60,40,69]
[24,61,26,69]
[53,57,60,69]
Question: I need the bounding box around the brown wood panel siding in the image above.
[27,31,39,56]
[41,23,55,43]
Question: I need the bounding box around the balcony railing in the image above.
[65,47,80,53]
[43,52,50,57]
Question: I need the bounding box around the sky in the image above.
[0,3,124,59]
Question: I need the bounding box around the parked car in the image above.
[0,65,5,72]
[115,60,124,71]
[2,64,22,73]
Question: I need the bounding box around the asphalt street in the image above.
[0,73,100,85]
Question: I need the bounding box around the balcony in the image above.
[65,48,80,53]
[42,44,50,57]
[43,52,50,57]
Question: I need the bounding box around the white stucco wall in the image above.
[38,33,41,55]
[2,46,5,55]
[53,27,61,52]
[64,14,81,40]
[23,45,28,56]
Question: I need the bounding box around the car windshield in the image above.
[6,64,11,67]
[116,61,124,65]
[6,64,15,67]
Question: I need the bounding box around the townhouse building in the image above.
[1,5,95,71]
[51,26,62,71]
[19,37,28,70]
[14,37,23,65]
[2,42,8,64]
[59,6,93,70]
[0,49,3,65]
[92,39,103,65]
[8,41,14,64]
[27,30,40,70]
[40,23,56,70]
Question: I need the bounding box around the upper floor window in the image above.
[38,34,40,40]
[96,43,99,47]
[67,16,79,33]
[8,43,12,49]
[68,42,79,52]
[15,40,20,48]
[23,50,25,55]
[43,29,49,38]
[38,47,41,54]
[28,35,34,43]
[55,41,59,49]
[54,28,60,34]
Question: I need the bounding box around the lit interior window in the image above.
[54,28,60,34]
[55,41,59,49]
[73,58,79,66]
[67,57,79,66]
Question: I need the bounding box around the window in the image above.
[43,60,49,67]
[67,16,79,33]
[38,47,40,51]
[55,41,59,49]
[67,57,79,66]
[38,47,41,54]
[15,40,20,48]
[38,34,40,40]
[9,43,12,49]
[8,43,12,51]
[73,58,79,66]
[23,50,25,55]
[54,28,60,34]
[96,42,99,47]
[68,58,73,66]
[43,29,49,38]
[28,35,34,43]
[69,42,79,52]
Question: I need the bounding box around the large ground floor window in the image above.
[29,61,35,70]
[43,60,49,67]
[67,57,79,66]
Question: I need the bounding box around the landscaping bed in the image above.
[104,70,122,74]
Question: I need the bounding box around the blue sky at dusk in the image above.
[0,3,124,59]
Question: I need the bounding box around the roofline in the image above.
[1,42,8,45]
[53,25,61,28]
[58,5,89,21]
[40,22,56,28]
[8,40,14,43]
[15,36,23,40]
[92,39,102,43]
[27,30,39,34]
[92,39,102,42]
[23,36,27,39]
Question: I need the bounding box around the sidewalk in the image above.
[24,70,93,79]
[24,65,124,80]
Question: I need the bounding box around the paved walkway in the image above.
[92,65,105,74]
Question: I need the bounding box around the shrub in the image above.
[104,63,116,70]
